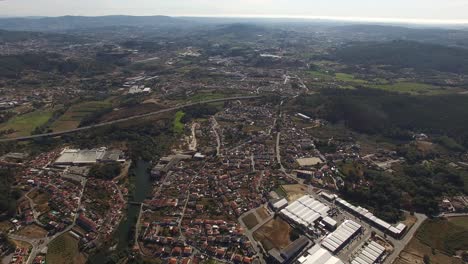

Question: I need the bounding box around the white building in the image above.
[280,195,330,229]
[321,220,362,253]
[296,244,343,264]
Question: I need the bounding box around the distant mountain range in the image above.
[0,15,186,31]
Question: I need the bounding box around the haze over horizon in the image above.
[1,0,468,25]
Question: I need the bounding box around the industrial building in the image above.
[335,198,406,238]
[320,192,337,202]
[280,236,311,263]
[296,244,344,264]
[351,241,386,264]
[280,195,330,229]
[321,220,362,253]
[269,198,289,211]
[320,216,338,230]
[54,148,125,166]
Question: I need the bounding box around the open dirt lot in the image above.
[46,232,86,264]
[242,212,259,230]
[253,217,292,251]
[282,184,308,202]
[256,207,270,221]
[15,224,48,239]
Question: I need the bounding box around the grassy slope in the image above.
[172,111,185,134]
[188,92,230,102]
[311,70,439,94]
[46,233,84,264]
[417,217,468,255]
[373,82,441,94]
[0,110,53,137]
[51,100,112,131]
[335,73,368,84]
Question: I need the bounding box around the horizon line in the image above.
[2,14,468,25]
[178,14,468,25]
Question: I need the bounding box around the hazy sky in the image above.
[1,0,468,24]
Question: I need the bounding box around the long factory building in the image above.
[296,244,344,264]
[351,241,386,264]
[280,195,330,229]
[335,198,406,238]
[321,220,362,253]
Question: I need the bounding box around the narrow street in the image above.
[211,117,222,156]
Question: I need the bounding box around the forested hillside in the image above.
[297,89,468,147]
[333,40,468,74]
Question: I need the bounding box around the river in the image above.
[88,160,151,263]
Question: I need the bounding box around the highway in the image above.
[0,96,261,143]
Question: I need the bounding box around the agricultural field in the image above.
[395,237,463,264]
[46,232,86,264]
[396,217,468,264]
[335,73,368,85]
[0,110,53,137]
[449,216,468,230]
[253,217,293,251]
[371,82,442,94]
[273,186,287,198]
[51,100,113,131]
[416,217,468,255]
[308,70,333,81]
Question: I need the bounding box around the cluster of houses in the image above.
[137,103,287,262]
[78,178,126,244]
[8,247,30,264]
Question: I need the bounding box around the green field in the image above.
[335,73,368,84]
[273,186,287,198]
[51,100,112,131]
[371,82,441,94]
[0,110,53,137]
[188,92,230,102]
[417,217,468,255]
[449,216,468,230]
[46,233,84,264]
[308,70,333,81]
[173,111,185,134]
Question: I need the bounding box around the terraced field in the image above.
[51,100,112,132]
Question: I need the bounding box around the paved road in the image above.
[0,96,261,142]
[386,213,427,264]
[9,178,88,264]
[275,131,300,184]
[437,212,468,217]
[211,117,222,156]
[238,206,272,264]
[304,190,427,264]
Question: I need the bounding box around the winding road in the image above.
[0,96,261,143]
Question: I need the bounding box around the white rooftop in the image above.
[297,244,344,264]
